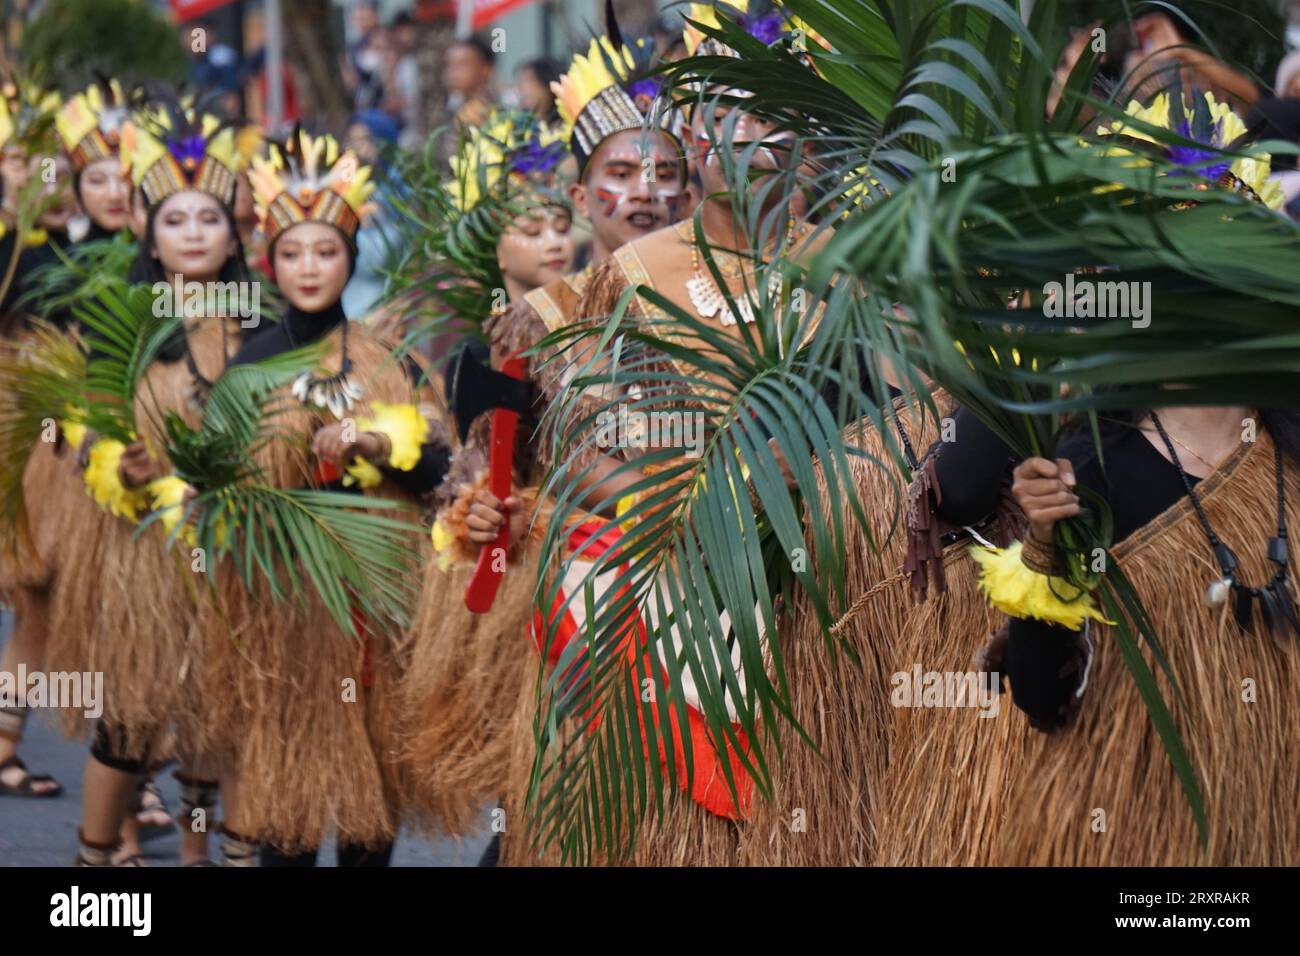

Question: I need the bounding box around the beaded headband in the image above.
[57,80,129,172]
[121,97,242,209]
[249,128,377,247]
[553,34,681,175]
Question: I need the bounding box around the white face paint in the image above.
[691,97,801,212]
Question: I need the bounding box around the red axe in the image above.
[447,343,533,613]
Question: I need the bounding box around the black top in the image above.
[231,302,448,495]
[230,301,348,367]
[80,221,119,244]
[2,223,129,332]
[1005,419,1201,728]
[1,228,73,328]
[928,409,1203,727]
[931,405,1016,527]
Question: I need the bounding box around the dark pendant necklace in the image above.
[1150,411,1299,645]
[182,318,232,411]
[284,306,361,418]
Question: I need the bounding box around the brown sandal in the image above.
[0,754,64,798]
[133,777,176,840]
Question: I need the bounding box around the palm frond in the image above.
[73,278,183,443]
[142,342,423,637]
[516,0,1300,861]
[174,484,421,639]
[513,229,903,862]
[15,232,138,320]
[0,322,85,553]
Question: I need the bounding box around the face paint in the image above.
[584,129,689,254]
[662,189,684,221]
[593,184,626,219]
[695,132,717,168]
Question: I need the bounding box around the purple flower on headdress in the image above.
[627,77,664,101]
[510,137,564,176]
[742,12,785,45]
[169,134,207,169]
[1168,117,1232,181]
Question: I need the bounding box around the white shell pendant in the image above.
[687,275,731,324]
[686,276,756,327]
[291,372,311,404]
[1205,577,1233,607]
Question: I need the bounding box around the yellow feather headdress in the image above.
[56,80,130,172]
[1097,90,1285,211]
[0,77,60,156]
[249,128,377,247]
[683,0,823,60]
[552,34,679,174]
[120,97,242,209]
[448,109,568,214]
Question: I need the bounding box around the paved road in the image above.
[0,609,493,866]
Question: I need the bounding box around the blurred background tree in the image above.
[17,0,189,92]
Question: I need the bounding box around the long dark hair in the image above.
[518,58,561,124]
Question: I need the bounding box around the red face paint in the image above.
[594,185,625,219]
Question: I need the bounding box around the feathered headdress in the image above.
[120,94,242,209]
[248,127,377,247]
[0,76,60,156]
[56,79,130,172]
[552,2,681,174]
[1098,89,1286,211]
[683,0,820,59]
[449,108,568,214]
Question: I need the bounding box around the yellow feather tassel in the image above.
[970,541,1110,630]
[82,438,150,522]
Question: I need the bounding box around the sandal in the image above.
[75,829,144,867]
[218,825,260,868]
[0,754,64,798]
[174,771,218,833]
[134,777,176,841]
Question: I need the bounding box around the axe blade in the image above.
[447,340,533,443]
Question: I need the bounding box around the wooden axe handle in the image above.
[465,353,526,613]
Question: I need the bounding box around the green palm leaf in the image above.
[0,322,85,553]
[515,0,1300,861]
[73,278,183,443]
[143,345,424,638]
[15,232,138,321]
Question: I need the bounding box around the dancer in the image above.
[42,96,259,867]
[0,78,69,802]
[192,129,449,866]
[428,26,694,865]
[482,7,838,865]
[398,110,574,840]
